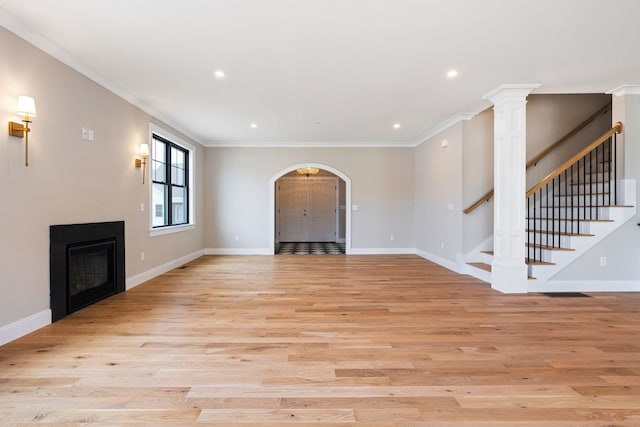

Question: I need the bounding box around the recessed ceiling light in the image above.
[393,123,401,129]
[214,70,225,79]
[250,123,257,128]
[447,69,458,79]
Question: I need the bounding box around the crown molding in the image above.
[482,83,542,103]
[203,140,416,148]
[0,8,205,147]
[607,85,640,96]
[411,113,477,147]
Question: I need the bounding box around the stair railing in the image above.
[525,122,623,264]
[464,103,610,214]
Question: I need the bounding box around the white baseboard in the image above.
[126,249,205,290]
[0,309,51,346]
[204,248,271,255]
[348,248,415,255]
[528,280,640,293]
[415,249,460,273]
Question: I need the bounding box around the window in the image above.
[150,132,190,228]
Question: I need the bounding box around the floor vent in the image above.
[540,292,592,298]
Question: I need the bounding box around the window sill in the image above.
[149,224,195,237]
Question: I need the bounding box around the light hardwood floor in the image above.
[1,255,640,426]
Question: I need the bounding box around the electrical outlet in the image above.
[441,242,445,249]
[81,127,95,141]
[390,235,395,241]
[140,202,145,212]
[600,256,607,267]
[140,252,145,261]
[234,235,239,241]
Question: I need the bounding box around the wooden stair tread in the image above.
[570,181,608,185]
[555,192,609,196]
[540,205,633,208]
[527,217,614,222]
[526,229,594,237]
[467,262,491,272]
[525,243,574,251]
[466,262,536,279]
[472,255,555,266]
[525,259,556,266]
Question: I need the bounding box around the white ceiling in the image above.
[1,0,639,147]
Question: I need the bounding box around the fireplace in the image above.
[50,221,125,322]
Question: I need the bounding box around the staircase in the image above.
[465,122,636,291]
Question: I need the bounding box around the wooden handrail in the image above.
[463,190,494,214]
[526,122,622,197]
[463,103,611,214]
[525,103,610,168]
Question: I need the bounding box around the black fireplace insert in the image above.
[50,221,125,322]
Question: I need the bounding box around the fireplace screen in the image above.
[68,241,115,297]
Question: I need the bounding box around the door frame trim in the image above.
[269,163,351,254]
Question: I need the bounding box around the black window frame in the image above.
[151,133,190,228]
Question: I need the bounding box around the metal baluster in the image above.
[552,177,556,248]
[585,151,598,219]
[527,196,531,263]
[533,192,537,263]
[545,183,549,250]
[597,142,601,219]
[564,170,568,237]
[602,138,613,206]
[609,134,618,205]
[571,164,575,233]
[578,157,587,224]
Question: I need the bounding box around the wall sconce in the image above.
[135,143,150,184]
[8,96,37,167]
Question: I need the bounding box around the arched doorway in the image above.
[268,164,351,255]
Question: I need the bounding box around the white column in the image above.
[483,84,540,294]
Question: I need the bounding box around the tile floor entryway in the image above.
[276,242,345,255]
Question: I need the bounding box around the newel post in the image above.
[483,84,540,293]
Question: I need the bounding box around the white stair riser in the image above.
[553,195,616,205]
[526,233,581,247]
[562,170,613,186]
[526,219,592,234]
[525,248,555,263]
[528,206,611,219]
[566,182,610,193]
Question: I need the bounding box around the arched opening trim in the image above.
[268,163,352,254]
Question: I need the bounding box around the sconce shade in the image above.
[139,143,150,157]
[16,96,37,118]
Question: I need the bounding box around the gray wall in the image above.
[525,94,612,187]
[414,122,463,263]
[0,27,205,328]
[203,147,415,251]
[462,108,494,252]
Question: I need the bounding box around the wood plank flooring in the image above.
[1,255,640,425]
